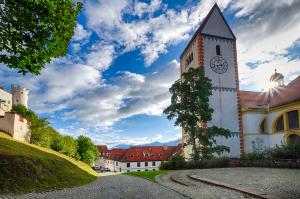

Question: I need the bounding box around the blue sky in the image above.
[1,0,300,147]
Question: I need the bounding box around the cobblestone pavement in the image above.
[156,170,255,199]
[187,167,300,199]
[0,175,187,199]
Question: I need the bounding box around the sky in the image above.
[1,0,300,148]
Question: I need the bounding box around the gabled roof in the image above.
[107,148,127,161]
[240,76,300,110]
[104,145,182,162]
[97,145,108,153]
[180,3,235,59]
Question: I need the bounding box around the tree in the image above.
[163,67,231,160]
[77,135,99,166]
[12,104,50,146]
[0,0,82,75]
[51,135,78,158]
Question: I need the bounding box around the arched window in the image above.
[287,110,299,130]
[275,115,284,132]
[260,118,266,133]
[216,45,221,55]
[287,134,300,145]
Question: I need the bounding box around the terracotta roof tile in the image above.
[105,145,182,162]
[240,76,300,109]
[97,145,108,153]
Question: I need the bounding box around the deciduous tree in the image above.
[0,0,82,75]
[164,67,231,160]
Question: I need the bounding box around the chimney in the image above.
[163,145,168,151]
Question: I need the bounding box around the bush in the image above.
[241,141,300,160]
[160,157,230,170]
[76,135,99,165]
[51,136,78,158]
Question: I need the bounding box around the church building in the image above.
[180,4,300,158]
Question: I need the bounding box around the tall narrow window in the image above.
[275,115,284,132]
[216,45,221,55]
[287,110,299,130]
[260,118,266,133]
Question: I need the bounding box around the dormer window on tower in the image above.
[216,45,221,55]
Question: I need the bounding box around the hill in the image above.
[0,132,98,194]
[113,139,181,149]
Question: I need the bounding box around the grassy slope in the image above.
[123,170,174,182]
[0,132,98,194]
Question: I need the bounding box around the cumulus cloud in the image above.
[63,60,179,127]
[84,0,227,66]
[229,0,300,90]
[73,23,92,41]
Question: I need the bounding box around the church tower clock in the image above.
[180,4,243,158]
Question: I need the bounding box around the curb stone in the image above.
[188,174,281,199]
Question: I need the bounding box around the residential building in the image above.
[99,145,182,172]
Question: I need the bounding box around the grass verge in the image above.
[123,170,174,182]
[0,132,98,194]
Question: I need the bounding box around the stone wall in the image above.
[230,158,300,169]
[0,112,30,142]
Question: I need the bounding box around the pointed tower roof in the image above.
[180,3,235,58]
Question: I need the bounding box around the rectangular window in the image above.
[145,169,148,171]
[152,162,156,166]
[116,162,118,166]
[153,169,156,171]
[127,163,130,167]
[287,110,299,130]
[145,162,148,167]
[137,162,141,167]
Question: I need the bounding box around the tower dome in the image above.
[270,69,284,87]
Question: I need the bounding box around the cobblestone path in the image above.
[0,175,187,199]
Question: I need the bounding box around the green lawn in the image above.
[123,170,174,182]
[0,132,98,194]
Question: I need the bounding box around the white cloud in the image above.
[63,60,179,127]
[84,0,229,66]
[86,42,115,70]
[230,0,300,90]
[73,23,91,41]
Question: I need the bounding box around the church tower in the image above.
[180,4,242,158]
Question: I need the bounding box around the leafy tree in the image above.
[0,0,82,75]
[51,135,78,158]
[164,67,231,160]
[77,135,99,165]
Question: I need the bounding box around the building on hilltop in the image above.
[180,3,300,158]
[0,85,30,142]
[97,144,182,172]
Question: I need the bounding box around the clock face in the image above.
[210,56,228,74]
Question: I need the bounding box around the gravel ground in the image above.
[156,170,254,199]
[190,167,300,199]
[0,175,187,199]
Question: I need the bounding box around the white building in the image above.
[181,3,300,158]
[0,85,30,142]
[100,145,182,172]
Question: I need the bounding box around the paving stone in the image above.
[0,175,186,199]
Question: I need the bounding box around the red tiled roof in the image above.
[97,145,108,153]
[240,76,300,109]
[270,76,300,107]
[107,149,127,161]
[104,145,182,162]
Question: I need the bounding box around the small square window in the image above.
[137,162,141,167]
[152,161,156,166]
[127,163,130,167]
[145,162,148,167]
